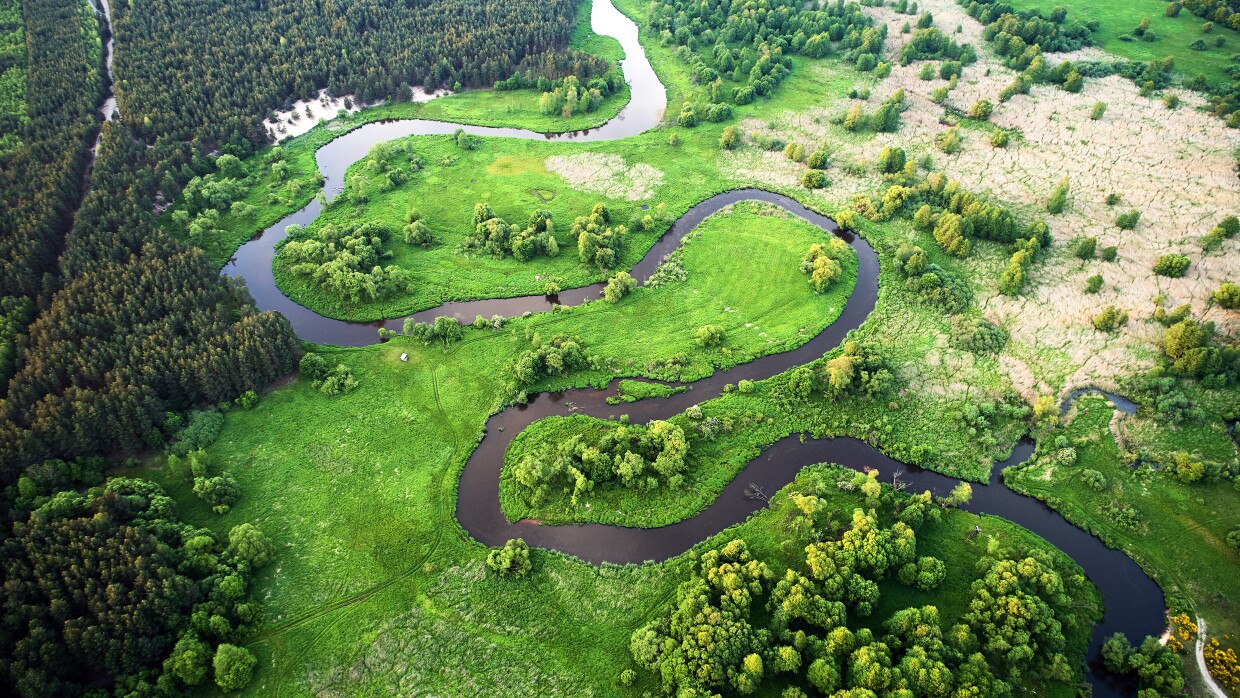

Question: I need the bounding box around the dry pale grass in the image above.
[545,152,665,200]
[726,0,1240,400]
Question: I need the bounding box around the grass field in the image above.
[1009,0,1240,87]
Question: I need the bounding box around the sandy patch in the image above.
[545,152,665,200]
[266,87,446,141]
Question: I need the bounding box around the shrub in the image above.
[877,146,906,174]
[1153,254,1191,277]
[1105,192,1121,206]
[603,271,637,303]
[990,130,1008,147]
[1100,246,1117,262]
[968,99,993,119]
[949,315,1008,353]
[801,169,827,189]
[214,644,257,692]
[1090,101,1107,120]
[1080,469,1107,492]
[719,126,739,150]
[919,63,935,80]
[935,127,962,153]
[1092,305,1129,332]
[695,324,726,347]
[1084,274,1104,294]
[1115,210,1141,230]
[1069,236,1096,259]
[486,538,532,577]
[1213,282,1240,308]
[1046,177,1069,214]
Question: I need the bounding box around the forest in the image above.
[109,0,582,147]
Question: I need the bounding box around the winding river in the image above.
[222,1,1164,693]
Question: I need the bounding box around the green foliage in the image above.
[893,243,971,313]
[935,127,962,154]
[1046,177,1070,214]
[800,238,850,293]
[1092,305,1129,332]
[1091,101,1108,119]
[877,146,906,174]
[801,169,827,189]
[1085,274,1104,294]
[510,334,590,389]
[1100,634,1185,696]
[281,220,414,302]
[989,129,1009,147]
[695,324,726,347]
[1214,282,1240,308]
[2,478,266,693]
[1153,253,1191,277]
[1069,235,1096,259]
[949,315,1008,353]
[968,98,994,119]
[574,203,625,270]
[603,271,637,303]
[1116,209,1142,230]
[465,203,560,261]
[720,125,740,150]
[486,538,532,578]
[511,416,688,504]
[821,340,894,399]
[213,643,257,692]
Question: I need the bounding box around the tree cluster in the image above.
[464,203,559,261]
[892,244,972,314]
[800,238,850,293]
[2,476,273,695]
[281,220,414,302]
[514,418,689,505]
[574,203,625,270]
[650,0,885,105]
[630,503,1084,697]
[109,0,582,147]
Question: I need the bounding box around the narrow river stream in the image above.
[219,1,1165,693]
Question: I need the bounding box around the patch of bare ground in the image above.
[545,152,665,200]
[726,0,1240,400]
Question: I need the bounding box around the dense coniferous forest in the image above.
[111,0,581,147]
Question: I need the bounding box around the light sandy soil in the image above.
[727,0,1240,401]
[266,87,447,141]
[546,152,665,200]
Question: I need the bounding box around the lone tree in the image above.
[486,538,532,578]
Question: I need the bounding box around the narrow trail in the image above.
[1196,617,1229,698]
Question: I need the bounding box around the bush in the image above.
[719,126,739,150]
[935,127,962,153]
[801,169,827,189]
[1213,283,1240,308]
[1069,236,1096,259]
[877,146,906,174]
[1081,469,1107,492]
[1085,274,1104,294]
[1092,305,1129,332]
[990,130,1008,147]
[1090,101,1107,120]
[1104,192,1121,206]
[1046,177,1069,214]
[486,538,532,577]
[1115,210,1141,230]
[1153,254,1191,277]
[214,644,257,692]
[1100,246,1117,262]
[968,99,993,119]
[695,324,726,347]
[603,271,637,303]
[949,315,1008,353]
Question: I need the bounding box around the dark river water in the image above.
[219,1,1165,693]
